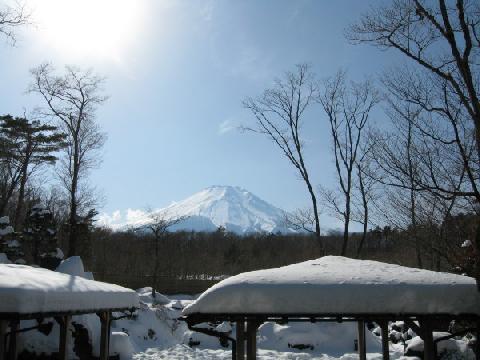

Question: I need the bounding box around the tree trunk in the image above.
[14,171,27,230]
[14,143,32,230]
[153,234,160,298]
[306,180,323,253]
[341,198,350,256]
[68,187,77,257]
[475,219,480,291]
[473,118,480,290]
[356,166,368,258]
[356,208,368,258]
[0,178,19,217]
[67,138,80,258]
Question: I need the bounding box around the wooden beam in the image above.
[420,320,435,360]
[235,320,245,360]
[379,320,389,360]
[0,321,7,360]
[246,321,261,360]
[357,320,366,360]
[99,312,111,360]
[55,316,71,360]
[476,319,479,360]
[7,320,18,360]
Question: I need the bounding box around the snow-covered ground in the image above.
[126,290,408,360]
[121,290,474,360]
[133,345,396,359]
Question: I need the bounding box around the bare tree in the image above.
[348,0,480,287]
[353,151,377,258]
[365,81,475,268]
[28,63,107,257]
[243,64,323,251]
[318,72,378,256]
[284,207,319,235]
[0,1,30,45]
[134,209,187,299]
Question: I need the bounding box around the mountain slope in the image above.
[159,185,289,234]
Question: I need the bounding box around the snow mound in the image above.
[259,322,381,355]
[110,332,135,359]
[0,253,11,264]
[56,256,87,277]
[0,264,139,313]
[406,333,474,358]
[184,256,480,315]
[0,225,14,236]
[136,287,171,305]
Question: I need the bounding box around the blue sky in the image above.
[0,0,398,230]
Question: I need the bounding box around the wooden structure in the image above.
[182,257,480,360]
[0,306,135,360]
[185,312,480,360]
[0,264,139,360]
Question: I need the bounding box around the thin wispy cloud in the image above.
[200,0,215,23]
[218,118,240,135]
[98,208,151,230]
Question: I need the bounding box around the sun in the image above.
[31,0,144,62]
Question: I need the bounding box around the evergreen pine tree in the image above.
[0,115,65,228]
[0,215,24,264]
[24,205,63,269]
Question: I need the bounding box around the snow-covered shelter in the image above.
[0,264,139,360]
[183,256,480,360]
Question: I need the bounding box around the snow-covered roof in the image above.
[0,264,139,314]
[183,256,480,316]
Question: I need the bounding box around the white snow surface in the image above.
[0,253,11,264]
[0,264,139,313]
[56,256,88,278]
[0,225,14,236]
[184,256,480,315]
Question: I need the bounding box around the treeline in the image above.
[81,213,476,293]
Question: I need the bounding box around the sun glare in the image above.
[32,0,144,62]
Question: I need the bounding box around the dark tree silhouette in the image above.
[29,64,107,257]
[243,64,324,251]
[318,71,378,256]
[349,0,480,288]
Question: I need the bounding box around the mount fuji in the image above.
[164,185,289,234]
[104,185,291,234]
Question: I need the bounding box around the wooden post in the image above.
[379,320,389,360]
[236,320,245,360]
[99,312,111,360]
[0,321,7,360]
[357,320,366,360]
[246,321,261,360]
[475,319,479,360]
[420,320,435,360]
[7,320,18,360]
[56,316,71,360]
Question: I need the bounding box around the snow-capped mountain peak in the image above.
[162,185,288,234]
